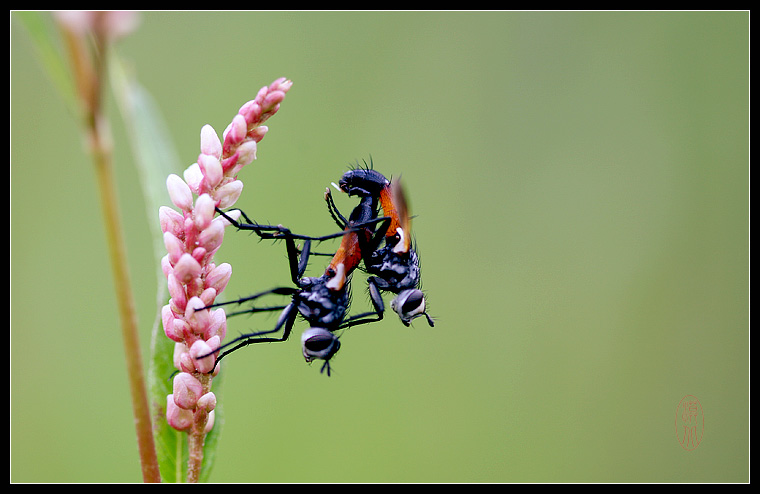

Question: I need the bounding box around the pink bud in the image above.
[191,247,207,264]
[215,180,243,209]
[161,254,172,278]
[173,372,203,409]
[197,392,217,412]
[173,342,188,368]
[205,308,227,340]
[159,206,184,236]
[183,163,204,195]
[236,140,258,167]
[263,90,286,112]
[190,339,216,374]
[173,253,202,284]
[163,231,184,265]
[248,125,268,143]
[204,410,216,433]
[200,124,222,159]
[205,262,232,293]
[194,193,216,230]
[226,114,247,147]
[167,273,187,311]
[239,100,261,125]
[166,174,193,211]
[185,297,210,334]
[162,305,184,342]
[179,351,196,374]
[173,318,192,341]
[198,153,224,189]
[200,287,217,307]
[166,395,193,431]
[198,218,225,253]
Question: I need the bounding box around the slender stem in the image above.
[89,113,162,483]
[61,22,161,483]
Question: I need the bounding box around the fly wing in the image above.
[392,177,412,254]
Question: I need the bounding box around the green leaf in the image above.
[109,55,224,483]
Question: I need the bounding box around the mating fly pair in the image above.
[201,167,432,376]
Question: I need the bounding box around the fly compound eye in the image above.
[391,289,427,326]
[301,328,340,363]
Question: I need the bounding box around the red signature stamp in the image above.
[675,395,704,450]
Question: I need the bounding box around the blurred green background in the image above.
[11,11,748,482]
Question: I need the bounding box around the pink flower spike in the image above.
[158,79,291,477]
[200,124,222,159]
[166,174,193,211]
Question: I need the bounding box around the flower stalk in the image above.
[160,77,292,482]
[54,12,161,483]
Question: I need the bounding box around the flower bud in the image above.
[190,339,216,374]
[163,231,184,265]
[200,124,222,159]
[183,163,204,195]
[197,392,217,412]
[173,372,203,409]
[185,297,210,334]
[205,308,227,341]
[198,218,225,253]
[205,263,232,293]
[159,206,185,236]
[194,193,216,230]
[166,174,193,211]
[166,395,193,431]
[235,140,258,167]
[215,180,243,209]
[167,273,187,311]
[162,305,184,343]
[204,410,216,433]
[173,253,202,284]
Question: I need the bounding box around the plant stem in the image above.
[88,112,162,483]
[61,21,161,482]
